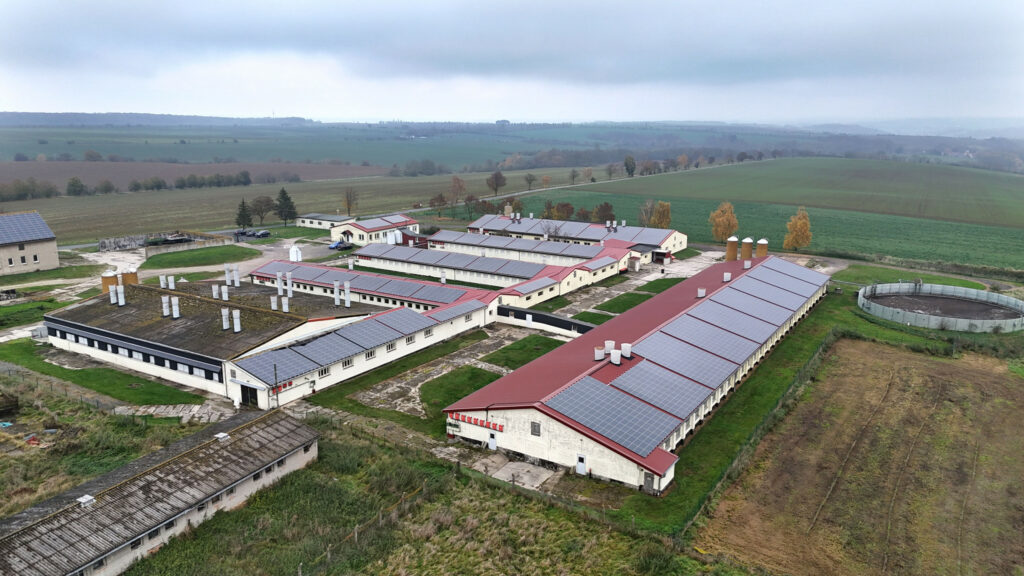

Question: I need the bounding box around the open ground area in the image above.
[697,339,1024,575]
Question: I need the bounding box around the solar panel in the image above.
[436,252,476,268]
[464,257,506,273]
[562,244,603,258]
[504,220,535,234]
[315,269,360,285]
[661,314,760,364]
[375,307,437,335]
[760,258,830,287]
[0,212,55,245]
[510,277,556,295]
[377,279,423,297]
[497,260,545,278]
[354,243,392,257]
[335,319,402,349]
[544,377,680,457]
[633,331,738,389]
[632,228,672,246]
[236,348,320,384]
[410,284,465,304]
[348,275,390,292]
[730,275,807,311]
[506,238,542,252]
[609,361,712,420]
[555,221,591,237]
[687,300,778,343]
[289,266,329,282]
[429,229,464,242]
[380,245,420,261]
[581,256,617,271]
[481,235,514,248]
[382,215,409,224]
[429,300,486,322]
[252,261,298,276]
[745,265,819,297]
[575,226,608,241]
[291,332,365,366]
[710,287,793,326]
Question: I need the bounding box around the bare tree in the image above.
[343,187,359,216]
[448,176,466,209]
[250,195,276,225]
[638,199,655,227]
[524,173,537,190]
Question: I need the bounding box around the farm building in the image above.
[0,211,59,277]
[296,213,354,230]
[428,229,607,266]
[467,214,687,264]
[329,214,419,246]
[445,256,829,494]
[0,410,318,576]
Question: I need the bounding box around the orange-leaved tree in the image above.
[783,206,812,250]
[650,201,672,228]
[708,201,739,242]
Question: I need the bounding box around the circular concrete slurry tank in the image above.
[858,283,1024,333]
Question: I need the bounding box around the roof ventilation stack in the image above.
[723,272,732,282]
[594,346,606,361]
[610,349,622,365]
[76,495,95,509]
[621,342,632,358]
[171,297,180,319]
[224,264,231,285]
[168,276,176,290]
[604,340,615,353]
[344,281,351,308]
[221,285,229,301]
[214,432,230,442]
[697,287,706,298]
[221,308,230,331]
[276,271,284,296]
[333,280,341,306]
[270,296,278,311]
[158,275,167,289]
[282,297,290,313]
[116,285,126,307]
[232,310,241,333]
[233,265,241,287]
[161,295,170,317]
[744,260,752,270]
[212,284,221,299]
[108,287,117,305]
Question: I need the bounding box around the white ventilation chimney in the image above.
[743,260,751,269]
[233,265,240,287]
[286,272,293,297]
[116,285,126,307]
[408,240,414,247]
[723,272,732,282]
[109,287,117,305]
[604,340,615,353]
[116,273,123,286]
[232,309,241,333]
[529,213,533,219]
[270,296,278,311]
[543,233,548,241]
[348,259,354,270]
[621,342,632,358]
[76,495,95,508]
[214,432,230,442]
[440,271,446,284]
[224,264,231,285]
[594,346,606,361]
[697,287,706,298]
[159,275,167,289]
[605,220,611,229]
[161,295,170,317]
[525,313,533,327]
[276,271,284,296]
[333,280,341,306]
[282,297,290,313]
[600,239,605,246]
[221,308,230,330]
[171,297,180,319]
[221,285,229,301]
[622,219,626,227]
[168,276,176,290]
[343,281,351,308]
[212,284,221,299]
[610,349,622,365]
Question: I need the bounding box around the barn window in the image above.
[304,443,313,453]
[253,472,262,481]
[165,519,176,530]
[130,538,142,550]
[386,342,396,353]
[318,367,330,378]
[425,328,433,338]
[148,528,160,540]
[405,335,415,345]
[531,421,541,437]
[342,358,353,369]
[365,349,376,360]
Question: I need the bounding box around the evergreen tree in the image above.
[235,198,253,228]
[275,188,298,225]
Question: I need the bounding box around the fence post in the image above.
[354,525,358,546]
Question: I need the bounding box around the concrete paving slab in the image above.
[492,461,554,490]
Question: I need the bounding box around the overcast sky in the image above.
[1,1,1021,124]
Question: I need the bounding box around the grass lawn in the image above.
[636,277,687,293]
[142,271,220,284]
[594,273,630,287]
[529,295,571,313]
[0,299,68,329]
[0,339,204,405]
[0,265,105,287]
[355,266,502,290]
[572,311,615,325]
[481,334,564,370]
[420,366,502,426]
[139,245,261,270]
[309,330,489,438]
[75,287,101,299]
[831,263,988,289]
[673,247,701,260]
[595,291,654,314]
[16,284,70,294]
[609,290,1007,535]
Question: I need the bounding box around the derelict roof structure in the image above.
[250,260,486,306]
[0,211,56,246]
[467,214,678,248]
[355,244,547,280]
[447,256,829,476]
[0,411,318,576]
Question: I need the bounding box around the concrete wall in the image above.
[144,235,233,259]
[0,238,58,276]
[858,283,1024,333]
[88,440,318,576]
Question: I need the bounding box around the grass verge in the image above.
[529,295,571,313]
[636,277,687,293]
[572,311,615,325]
[0,339,204,405]
[595,292,654,314]
[832,263,988,289]
[0,265,105,287]
[673,247,701,260]
[308,330,488,438]
[420,366,502,425]
[0,299,68,329]
[595,274,630,287]
[139,245,261,270]
[481,334,564,370]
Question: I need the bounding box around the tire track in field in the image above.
[807,369,897,534]
[957,440,981,576]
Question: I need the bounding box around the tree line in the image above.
[709,201,812,251]
[235,189,298,228]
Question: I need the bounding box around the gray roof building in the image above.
[0,211,56,247]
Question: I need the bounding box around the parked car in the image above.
[252,230,271,238]
[328,241,352,250]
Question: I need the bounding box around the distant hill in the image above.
[0,112,317,128]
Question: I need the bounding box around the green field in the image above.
[636,277,687,293]
[594,292,654,314]
[0,339,204,405]
[0,264,105,287]
[139,245,261,270]
[480,335,565,370]
[529,295,571,312]
[0,299,68,329]
[831,263,988,289]
[572,311,615,325]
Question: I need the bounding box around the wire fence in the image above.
[0,364,121,414]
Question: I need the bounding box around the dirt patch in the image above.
[697,340,1024,576]
[869,294,1022,320]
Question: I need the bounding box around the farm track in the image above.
[956,440,981,576]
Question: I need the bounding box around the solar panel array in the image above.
[580,256,618,271]
[746,265,820,297]
[609,361,712,420]
[633,332,738,389]
[355,245,545,279]
[0,211,56,246]
[250,262,467,304]
[353,215,413,230]
[660,315,760,364]
[761,257,830,287]
[428,299,486,322]
[730,275,807,311]
[465,215,676,248]
[709,288,794,326]
[237,307,441,384]
[509,276,557,295]
[544,377,681,457]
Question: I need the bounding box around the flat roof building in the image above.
[296,213,354,230]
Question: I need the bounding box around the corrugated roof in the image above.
[0,411,317,576]
[0,211,56,246]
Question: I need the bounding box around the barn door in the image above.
[644,472,655,492]
[488,432,496,450]
[240,386,258,407]
[576,454,587,475]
